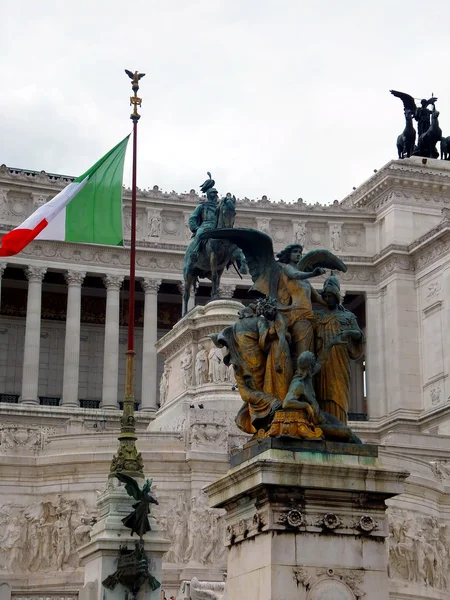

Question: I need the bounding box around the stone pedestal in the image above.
[79,480,170,600]
[149,300,245,434]
[206,439,409,600]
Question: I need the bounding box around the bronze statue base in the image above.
[257,409,323,440]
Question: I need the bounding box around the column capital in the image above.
[103,274,124,290]
[219,283,236,298]
[25,266,47,283]
[141,278,162,294]
[65,270,86,286]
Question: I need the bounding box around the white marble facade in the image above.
[0,157,449,599]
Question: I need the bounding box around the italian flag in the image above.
[0,135,130,256]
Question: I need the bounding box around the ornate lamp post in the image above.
[109,70,146,479]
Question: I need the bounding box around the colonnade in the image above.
[1,265,163,411]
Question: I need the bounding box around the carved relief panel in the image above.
[161,211,183,240]
[421,278,445,397]
[3,192,31,224]
[307,224,326,248]
[234,217,255,230]
[388,509,450,591]
[342,224,365,253]
[271,221,290,250]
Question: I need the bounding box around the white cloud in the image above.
[1,0,450,202]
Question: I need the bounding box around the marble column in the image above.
[61,270,86,407]
[21,266,47,404]
[102,274,124,409]
[365,290,387,418]
[141,278,161,411]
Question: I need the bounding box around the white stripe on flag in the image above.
[19,178,88,231]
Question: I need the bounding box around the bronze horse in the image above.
[419,109,441,159]
[396,109,416,159]
[182,196,246,315]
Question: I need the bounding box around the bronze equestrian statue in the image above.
[182,173,247,315]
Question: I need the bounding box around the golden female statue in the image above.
[314,274,365,424]
[276,244,327,363]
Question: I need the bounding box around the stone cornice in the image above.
[0,163,372,216]
[341,157,450,210]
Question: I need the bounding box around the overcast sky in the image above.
[1,1,450,203]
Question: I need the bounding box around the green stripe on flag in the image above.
[66,135,129,245]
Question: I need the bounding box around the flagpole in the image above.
[109,69,146,479]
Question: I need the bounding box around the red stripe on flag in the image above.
[0,219,48,257]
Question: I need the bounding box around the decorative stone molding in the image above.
[293,567,365,599]
[64,270,86,286]
[141,277,162,294]
[103,274,124,290]
[24,266,46,282]
[226,503,380,546]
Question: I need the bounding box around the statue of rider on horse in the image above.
[182,173,247,315]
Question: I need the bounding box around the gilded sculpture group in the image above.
[188,179,365,442]
[212,247,364,442]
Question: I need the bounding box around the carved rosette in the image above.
[226,503,384,547]
[65,270,86,286]
[141,277,162,294]
[25,266,47,283]
[103,274,124,290]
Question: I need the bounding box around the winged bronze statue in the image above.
[201,227,346,297]
[390,90,436,113]
[116,472,158,539]
[390,90,438,144]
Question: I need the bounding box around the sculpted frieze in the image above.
[0,424,54,453]
[188,423,228,452]
[388,509,450,590]
[430,460,450,482]
[15,240,188,274]
[414,238,450,271]
[375,255,415,282]
[0,495,96,574]
[157,491,226,567]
